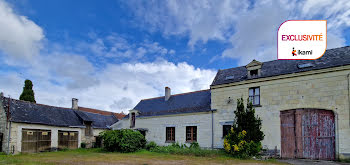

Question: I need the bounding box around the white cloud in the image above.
[77,34,174,59]
[0,0,217,113]
[126,0,350,65]
[0,0,44,59]
[0,60,216,113]
[126,0,249,47]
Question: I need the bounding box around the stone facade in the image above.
[211,65,350,159]
[115,112,214,148]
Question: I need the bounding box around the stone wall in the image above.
[81,128,105,148]
[211,66,350,158]
[114,112,214,148]
[0,94,9,153]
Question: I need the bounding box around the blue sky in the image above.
[0,0,349,112]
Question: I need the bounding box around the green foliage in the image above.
[224,130,262,158]
[81,143,86,148]
[19,79,36,103]
[232,98,264,142]
[145,141,158,151]
[189,142,200,149]
[223,98,264,158]
[100,129,146,153]
[149,142,225,157]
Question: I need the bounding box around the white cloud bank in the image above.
[0,0,44,59]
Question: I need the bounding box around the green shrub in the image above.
[224,129,262,158]
[100,129,146,153]
[81,142,86,148]
[145,141,158,151]
[189,142,200,149]
[149,142,225,157]
[223,98,264,158]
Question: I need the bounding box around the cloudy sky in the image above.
[0,0,349,113]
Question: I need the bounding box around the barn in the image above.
[0,96,119,154]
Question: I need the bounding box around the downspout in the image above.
[211,110,213,149]
[347,73,350,127]
[211,109,216,149]
[7,121,11,154]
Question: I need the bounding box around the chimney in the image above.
[72,98,79,110]
[165,87,171,101]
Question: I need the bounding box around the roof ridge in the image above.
[141,89,210,101]
[77,109,115,117]
[3,96,73,110]
[79,106,125,115]
[219,45,350,71]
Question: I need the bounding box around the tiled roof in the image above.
[1,97,118,129]
[78,107,126,119]
[125,89,212,118]
[211,46,350,86]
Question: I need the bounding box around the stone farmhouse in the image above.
[113,46,350,160]
[0,97,121,154]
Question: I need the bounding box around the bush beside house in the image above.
[224,98,264,158]
[100,129,146,153]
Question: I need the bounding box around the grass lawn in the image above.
[0,149,285,165]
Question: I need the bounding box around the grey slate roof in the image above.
[211,46,350,86]
[126,89,212,118]
[2,97,118,129]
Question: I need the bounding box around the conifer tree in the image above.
[19,79,36,103]
[232,98,264,142]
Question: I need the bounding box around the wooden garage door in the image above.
[21,129,51,153]
[58,131,78,149]
[280,109,335,160]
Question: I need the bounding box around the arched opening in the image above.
[280,108,335,160]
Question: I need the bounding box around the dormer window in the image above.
[246,59,262,79]
[250,69,258,77]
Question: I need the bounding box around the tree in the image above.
[223,97,264,157]
[19,79,36,103]
[233,97,264,142]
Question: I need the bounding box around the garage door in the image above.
[21,129,51,153]
[58,131,78,149]
[280,109,335,160]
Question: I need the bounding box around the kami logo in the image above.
[292,47,313,56]
[278,20,327,60]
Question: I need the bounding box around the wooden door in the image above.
[21,129,51,153]
[58,131,78,149]
[280,109,335,160]
[280,110,296,158]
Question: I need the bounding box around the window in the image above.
[186,126,197,142]
[166,127,175,142]
[130,113,135,128]
[250,69,258,77]
[249,87,260,105]
[223,125,231,138]
[85,121,92,136]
